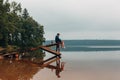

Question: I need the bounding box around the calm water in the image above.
[1,51,120,80]
[32,51,120,80]
[46,40,120,51]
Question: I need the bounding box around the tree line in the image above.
[0,0,45,53]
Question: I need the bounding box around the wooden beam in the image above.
[39,46,61,56]
[41,57,60,67]
[42,55,61,64]
[45,43,57,47]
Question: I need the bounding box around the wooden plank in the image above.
[2,52,17,56]
[0,52,17,57]
[0,49,6,54]
[39,46,61,55]
[45,43,57,47]
[42,55,61,64]
[0,48,5,52]
[41,57,60,67]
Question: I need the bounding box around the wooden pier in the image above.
[0,43,61,56]
[0,43,62,65]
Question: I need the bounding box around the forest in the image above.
[0,0,45,57]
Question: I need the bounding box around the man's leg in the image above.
[56,43,60,52]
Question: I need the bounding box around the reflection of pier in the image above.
[0,43,64,78]
[20,55,64,78]
[0,55,64,79]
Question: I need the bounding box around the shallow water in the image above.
[1,51,120,80]
[32,51,120,80]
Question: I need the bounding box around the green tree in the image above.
[0,0,11,47]
[7,1,22,45]
[19,8,45,51]
[0,0,45,56]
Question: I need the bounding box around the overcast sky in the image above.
[11,0,120,40]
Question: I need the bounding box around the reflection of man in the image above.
[55,33,62,52]
[45,58,65,78]
[56,59,61,78]
[55,60,65,78]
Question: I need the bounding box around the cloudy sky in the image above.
[11,0,120,40]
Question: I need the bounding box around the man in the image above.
[55,33,62,52]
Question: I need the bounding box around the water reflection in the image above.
[55,60,65,78]
[0,56,65,80]
[0,59,40,80]
[45,58,65,78]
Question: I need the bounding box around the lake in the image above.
[1,51,120,80]
[1,40,120,80]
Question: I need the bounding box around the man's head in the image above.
[57,33,60,36]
